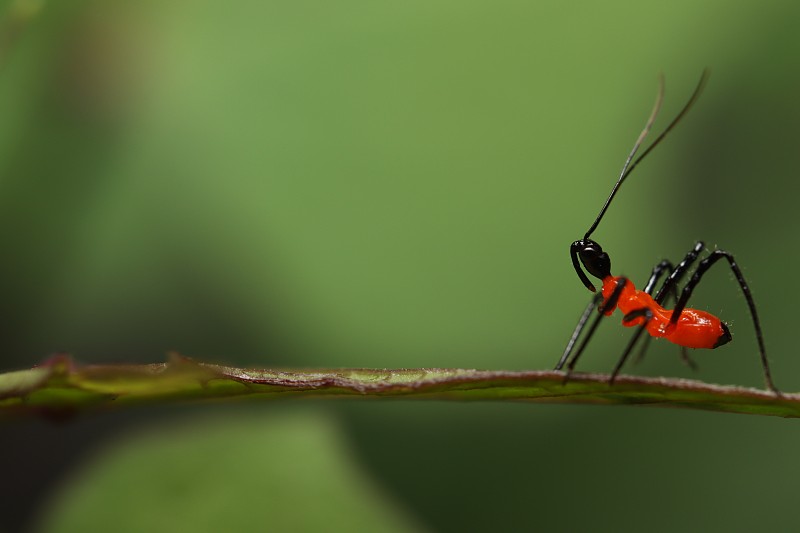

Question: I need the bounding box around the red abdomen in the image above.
[601,276,728,350]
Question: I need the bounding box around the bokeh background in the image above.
[1,0,799,531]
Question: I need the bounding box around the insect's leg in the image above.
[562,278,628,380]
[609,308,654,384]
[634,334,696,369]
[555,293,602,371]
[677,347,698,370]
[672,250,778,393]
[653,241,705,302]
[642,260,676,296]
[633,336,654,366]
[637,260,675,364]
[636,259,697,369]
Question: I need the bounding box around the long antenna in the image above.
[583,69,710,240]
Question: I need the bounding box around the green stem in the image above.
[0,354,795,419]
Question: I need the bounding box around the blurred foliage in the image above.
[36,409,425,533]
[1,0,800,531]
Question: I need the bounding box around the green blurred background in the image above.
[2,0,800,531]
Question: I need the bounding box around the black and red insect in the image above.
[554,71,778,393]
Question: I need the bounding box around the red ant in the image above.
[554,70,778,393]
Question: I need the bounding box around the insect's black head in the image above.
[570,239,611,292]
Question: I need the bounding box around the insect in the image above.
[554,70,778,393]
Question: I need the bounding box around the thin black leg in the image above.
[610,308,654,383]
[634,261,673,366]
[555,293,602,371]
[654,241,705,303]
[645,242,708,367]
[633,336,654,366]
[636,256,696,369]
[643,260,676,296]
[562,278,629,380]
[672,249,778,393]
[634,324,697,369]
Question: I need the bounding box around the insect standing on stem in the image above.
[554,70,778,393]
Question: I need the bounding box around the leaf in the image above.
[0,354,795,419]
[38,411,426,533]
